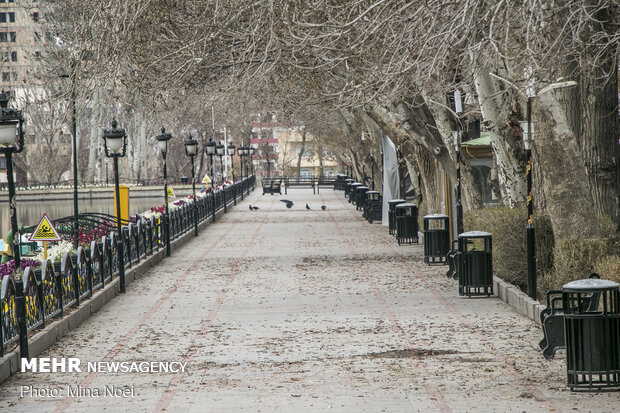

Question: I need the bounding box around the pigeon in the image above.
[249,205,253,211]
[306,204,311,210]
[252,206,259,210]
[321,205,326,210]
[280,199,294,208]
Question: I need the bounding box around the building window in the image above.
[1,52,8,62]
[2,72,10,82]
[32,12,39,22]
[299,169,313,180]
[0,32,7,42]
[296,145,312,158]
[0,12,13,22]
[34,32,40,42]
[9,32,15,42]
[10,51,16,61]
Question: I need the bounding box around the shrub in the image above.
[539,238,610,296]
[593,255,620,284]
[538,216,619,300]
[464,207,554,288]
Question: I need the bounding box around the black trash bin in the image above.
[423,214,450,264]
[457,231,493,297]
[334,174,347,190]
[364,191,382,223]
[562,278,620,391]
[395,203,419,245]
[388,199,405,235]
[355,186,369,211]
[344,179,354,197]
[348,183,362,203]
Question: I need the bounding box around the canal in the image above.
[0,196,164,239]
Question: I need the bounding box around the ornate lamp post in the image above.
[184,134,199,237]
[0,91,24,268]
[369,155,376,190]
[102,119,128,293]
[205,139,217,222]
[0,91,27,359]
[216,141,226,212]
[228,142,236,179]
[238,146,246,180]
[156,128,172,257]
[490,73,576,300]
[453,90,464,236]
[227,143,236,205]
[249,146,255,176]
[452,130,464,235]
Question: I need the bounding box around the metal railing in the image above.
[0,175,255,358]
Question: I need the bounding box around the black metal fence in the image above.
[0,176,255,357]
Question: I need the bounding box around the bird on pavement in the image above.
[306,204,311,210]
[321,205,326,210]
[252,206,259,210]
[280,199,294,208]
[249,205,253,211]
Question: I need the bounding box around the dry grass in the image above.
[464,207,554,288]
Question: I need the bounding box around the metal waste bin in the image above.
[457,231,493,297]
[364,191,382,223]
[423,214,450,264]
[395,203,419,245]
[562,278,620,391]
[344,179,355,197]
[334,174,348,190]
[355,186,369,211]
[388,199,405,235]
[348,183,362,203]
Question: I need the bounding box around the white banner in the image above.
[382,135,400,225]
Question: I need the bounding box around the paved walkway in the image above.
[0,189,617,412]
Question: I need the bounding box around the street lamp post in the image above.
[490,72,576,300]
[216,142,226,213]
[104,158,109,185]
[0,91,28,359]
[205,139,217,222]
[520,101,537,300]
[70,87,79,249]
[184,134,199,237]
[156,128,172,257]
[453,90,464,235]
[248,146,255,194]
[452,130,464,235]
[228,143,236,205]
[238,146,246,200]
[102,119,128,294]
[249,146,255,176]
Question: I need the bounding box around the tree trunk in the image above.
[473,66,527,207]
[576,17,619,228]
[296,128,307,176]
[536,92,599,239]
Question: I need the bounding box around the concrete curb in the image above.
[493,276,544,324]
[0,195,247,384]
